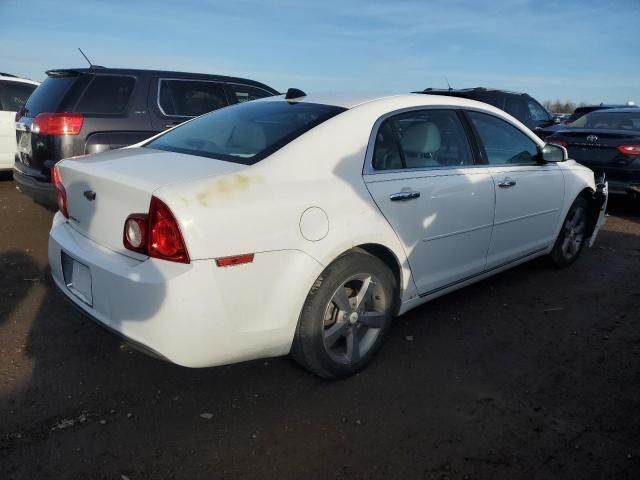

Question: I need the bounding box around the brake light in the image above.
[548,139,568,148]
[123,197,189,263]
[51,165,69,218]
[617,145,640,156]
[32,113,84,135]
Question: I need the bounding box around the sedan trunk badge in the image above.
[586,135,599,143]
[83,190,96,201]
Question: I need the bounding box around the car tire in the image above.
[549,196,589,268]
[291,250,397,379]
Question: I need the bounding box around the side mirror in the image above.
[553,116,562,124]
[541,143,567,163]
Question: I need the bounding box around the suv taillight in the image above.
[51,165,69,218]
[618,145,640,156]
[123,197,189,263]
[32,113,84,135]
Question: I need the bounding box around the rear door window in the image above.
[373,110,474,170]
[75,75,135,114]
[504,97,528,122]
[0,81,37,111]
[158,79,227,117]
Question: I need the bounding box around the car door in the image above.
[0,80,37,168]
[363,108,495,296]
[149,78,230,134]
[465,110,564,269]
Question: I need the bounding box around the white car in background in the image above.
[0,73,38,171]
[48,90,607,379]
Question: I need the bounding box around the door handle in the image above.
[498,177,516,188]
[390,191,421,201]
[164,121,183,129]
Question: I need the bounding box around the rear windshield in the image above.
[570,111,640,130]
[0,80,37,111]
[144,100,346,165]
[23,76,77,117]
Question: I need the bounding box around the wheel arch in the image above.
[352,243,405,315]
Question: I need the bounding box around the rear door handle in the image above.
[390,191,420,201]
[498,177,516,188]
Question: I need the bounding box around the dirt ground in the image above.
[0,176,639,480]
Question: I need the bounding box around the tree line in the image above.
[543,100,588,114]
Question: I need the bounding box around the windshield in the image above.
[145,100,346,165]
[23,76,77,117]
[570,111,640,130]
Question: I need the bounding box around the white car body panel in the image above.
[0,76,39,170]
[49,93,603,368]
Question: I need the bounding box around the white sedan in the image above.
[48,90,607,378]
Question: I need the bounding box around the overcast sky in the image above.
[2,0,638,104]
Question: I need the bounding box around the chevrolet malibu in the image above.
[49,90,608,378]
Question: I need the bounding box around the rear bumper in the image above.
[48,213,322,368]
[13,167,57,209]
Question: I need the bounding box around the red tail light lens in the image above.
[548,139,568,148]
[618,145,640,156]
[32,113,84,135]
[51,165,69,218]
[123,197,189,263]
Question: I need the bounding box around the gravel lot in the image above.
[1,176,639,480]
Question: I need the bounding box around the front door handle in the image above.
[498,177,516,188]
[164,121,183,129]
[390,191,421,201]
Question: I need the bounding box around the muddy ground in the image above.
[0,176,639,480]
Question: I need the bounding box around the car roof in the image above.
[264,91,509,111]
[416,87,528,97]
[44,67,278,92]
[586,107,639,114]
[0,74,39,85]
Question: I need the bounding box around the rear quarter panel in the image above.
[154,104,420,303]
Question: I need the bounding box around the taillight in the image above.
[123,197,189,263]
[32,113,84,135]
[51,165,69,218]
[617,145,640,156]
[123,215,148,253]
[548,139,568,148]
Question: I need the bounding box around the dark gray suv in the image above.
[416,87,554,135]
[14,67,279,208]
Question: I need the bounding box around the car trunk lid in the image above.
[58,147,247,257]
[554,129,640,166]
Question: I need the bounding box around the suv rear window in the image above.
[145,101,346,165]
[75,75,135,114]
[23,76,76,117]
[158,79,227,117]
[0,81,37,111]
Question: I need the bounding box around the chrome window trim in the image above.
[363,105,545,175]
[156,77,227,118]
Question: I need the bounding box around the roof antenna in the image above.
[78,48,94,68]
[446,77,452,91]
